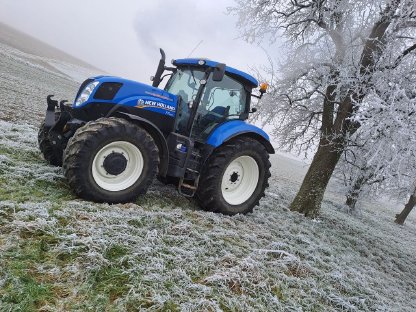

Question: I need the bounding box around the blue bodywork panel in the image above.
[74,76,178,118]
[73,73,273,152]
[173,59,259,88]
[206,120,271,148]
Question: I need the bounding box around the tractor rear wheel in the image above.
[196,137,271,215]
[38,121,63,167]
[63,117,159,203]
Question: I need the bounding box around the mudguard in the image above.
[112,112,170,177]
[206,120,275,154]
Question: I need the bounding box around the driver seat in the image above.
[198,105,230,129]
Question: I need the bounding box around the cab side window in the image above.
[191,75,247,140]
[200,75,246,117]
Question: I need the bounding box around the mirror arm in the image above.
[251,92,264,99]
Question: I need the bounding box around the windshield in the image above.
[164,68,205,103]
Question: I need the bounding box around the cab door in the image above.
[163,68,205,135]
[191,74,248,142]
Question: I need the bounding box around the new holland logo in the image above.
[136,99,175,112]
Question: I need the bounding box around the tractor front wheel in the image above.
[196,137,271,215]
[38,121,63,167]
[63,117,159,203]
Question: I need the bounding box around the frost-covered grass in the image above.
[1,39,416,311]
[0,120,415,311]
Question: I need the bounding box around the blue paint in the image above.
[73,76,177,118]
[73,71,271,150]
[173,59,259,88]
[206,120,270,148]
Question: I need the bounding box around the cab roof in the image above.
[173,58,259,88]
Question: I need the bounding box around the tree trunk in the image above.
[345,191,359,212]
[395,194,416,225]
[288,2,397,218]
[290,142,343,218]
[345,176,366,212]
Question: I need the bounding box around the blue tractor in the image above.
[38,49,274,215]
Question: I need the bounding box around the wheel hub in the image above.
[92,141,144,192]
[102,152,128,176]
[223,164,243,191]
[230,172,239,183]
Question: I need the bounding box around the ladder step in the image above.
[181,183,197,190]
[177,175,200,197]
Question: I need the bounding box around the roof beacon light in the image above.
[198,60,206,66]
[259,82,268,94]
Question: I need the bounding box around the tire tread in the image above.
[196,137,271,215]
[63,117,159,203]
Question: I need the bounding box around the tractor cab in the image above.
[150,49,266,145]
[163,60,256,143]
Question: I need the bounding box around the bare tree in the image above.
[395,185,416,224]
[231,0,416,217]
[335,58,416,215]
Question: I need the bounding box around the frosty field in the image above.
[1,30,416,312]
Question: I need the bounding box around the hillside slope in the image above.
[0,21,101,72]
[0,27,415,311]
[0,23,104,124]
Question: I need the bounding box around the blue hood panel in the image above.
[75,76,178,118]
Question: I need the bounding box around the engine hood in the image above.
[74,76,178,117]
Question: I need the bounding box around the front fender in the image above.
[113,112,170,177]
[206,120,275,154]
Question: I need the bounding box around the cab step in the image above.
[178,172,200,197]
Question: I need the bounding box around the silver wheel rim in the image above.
[92,141,144,192]
[221,156,259,205]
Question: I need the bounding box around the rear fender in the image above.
[206,120,275,154]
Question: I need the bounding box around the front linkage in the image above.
[39,95,83,164]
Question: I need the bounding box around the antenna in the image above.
[187,40,203,58]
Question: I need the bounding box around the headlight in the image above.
[75,81,99,106]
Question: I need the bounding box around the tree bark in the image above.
[289,3,398,218]
[290,142,343,218]
[345,175,368,212]
[345,195,358,212]
[395,194,416,225]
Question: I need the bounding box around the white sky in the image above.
[0,0,273,82]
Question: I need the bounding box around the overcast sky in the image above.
[0,0,273,83]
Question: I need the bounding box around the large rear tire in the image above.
[38,121,63,167]
[63,117,159,203]
[196,137,271,215]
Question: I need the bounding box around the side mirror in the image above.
[250,107,258,113]
[212,63,226,81]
